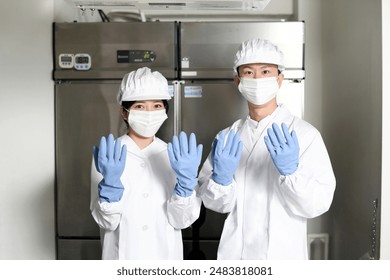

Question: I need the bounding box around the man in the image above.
[198,38,336,260]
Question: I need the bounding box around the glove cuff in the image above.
[102,176,123,187]
[98,179,124,203]
[174,181,197,197]
[211,173,233,186]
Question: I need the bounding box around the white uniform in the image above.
[199,104,336,260]
[90,134,202,260]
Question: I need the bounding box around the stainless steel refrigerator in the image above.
[53,21,304,260]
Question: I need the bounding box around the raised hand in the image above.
[93,134,127,202]
[211,130,243,186]
[264,122,299,176]
[168,131,203,197]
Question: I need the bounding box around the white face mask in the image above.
[126,109,168,138]
[238,76,280,105]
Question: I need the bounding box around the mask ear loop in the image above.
[121,106,130,130]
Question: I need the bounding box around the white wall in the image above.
[381,0,390,260]
[0,0,55,259]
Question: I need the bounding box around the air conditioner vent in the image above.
[71,0,271,11]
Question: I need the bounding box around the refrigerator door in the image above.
[179,80,246,259]
[181,80,248,162]
[179,21,305,79]
[277,79,305,119]
[54,22,178,259]
[57,239,102,260]
[53,22,178,80]
[55,81,125,239]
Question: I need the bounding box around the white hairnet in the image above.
[117,67,171,103]
[233,38,285,74]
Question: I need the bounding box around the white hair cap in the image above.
[233,38,285,74]
[117,67,171,104]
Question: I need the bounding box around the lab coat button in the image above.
[142,225,148,231]
[143,193,149,198]
[140,163,146,168]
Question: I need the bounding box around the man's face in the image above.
[238,63,279,78]
[235,63,284,87]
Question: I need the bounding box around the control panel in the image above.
[117,50,156,63]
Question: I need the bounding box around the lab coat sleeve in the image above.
[90,158,125,231]
[277,129,336,218]
[167,189,202,229]
[198,152,236,214]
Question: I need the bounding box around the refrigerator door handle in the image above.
[173,80,185,136]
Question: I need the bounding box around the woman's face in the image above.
[121,99,167,134]
[129,100,165,111]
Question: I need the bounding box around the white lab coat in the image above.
[199,104,336,260]
[90,134,202,260]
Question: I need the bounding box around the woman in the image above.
[90,67,202,260]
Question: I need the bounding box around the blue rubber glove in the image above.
[168,131,203,197]
[264,123,299,176]
[211,130,243,186]
[93,134,127,203]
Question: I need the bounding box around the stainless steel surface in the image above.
[173,80,184,136]
[179,21,304,79]
[54,22,178,80]
[181,80,248,163]
[57,239,101,260]
[56,81,125,237]
[369,198,379,259]
[175,80,248,257]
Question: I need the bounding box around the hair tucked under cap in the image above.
[233,38,285,74]
[117,67,171,104]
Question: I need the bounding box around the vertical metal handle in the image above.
[173,80,184,136]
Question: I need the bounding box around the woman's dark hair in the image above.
[121,100,169,129]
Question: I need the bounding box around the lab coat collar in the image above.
[120,134,167,158]
[241,106,281,152]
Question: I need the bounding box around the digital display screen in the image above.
[76,56,89,64]
[61,56,72,62]
[117,50,155,63]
